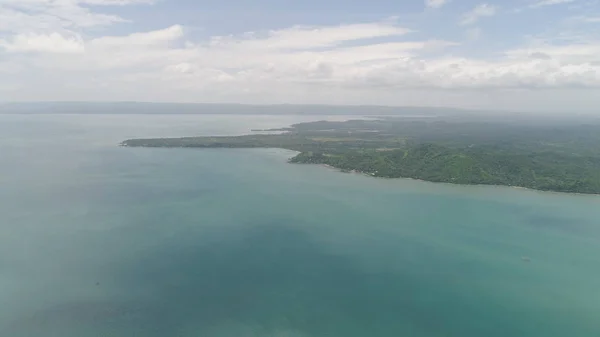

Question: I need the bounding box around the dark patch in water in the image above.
[106,222,543,337]
[527,214,588,235]
[5,301,158,336]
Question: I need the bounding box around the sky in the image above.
[0,0,599,112]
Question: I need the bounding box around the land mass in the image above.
[122,118,600,194]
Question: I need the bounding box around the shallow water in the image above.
[1,114,599,337]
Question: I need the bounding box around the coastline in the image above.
[305,161,600,198]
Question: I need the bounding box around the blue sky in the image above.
[1,0,600,112]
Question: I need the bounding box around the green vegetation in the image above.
[122,118,600,194]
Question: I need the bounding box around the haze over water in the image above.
[1,114,599,337]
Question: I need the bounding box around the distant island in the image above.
[122,117,600,195]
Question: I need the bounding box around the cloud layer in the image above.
[529,0,575,9]
[1,0,600,111]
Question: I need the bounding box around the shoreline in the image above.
[308,163,600,198]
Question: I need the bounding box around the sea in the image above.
[1,114,599,337]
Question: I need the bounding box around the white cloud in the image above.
[0,0,154,34]
[460,4,498,25]
[0,32,84,53]
[0,8,121,34]
[425,0,449,9]
[529,0,575,8]
[207,23,411,51]
[91,25,184,48]
[0,13,179,55]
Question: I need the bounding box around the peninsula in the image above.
[122,118,600,194]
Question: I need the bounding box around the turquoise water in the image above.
[1,114,600,337]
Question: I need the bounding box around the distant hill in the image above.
[0,102,473,116]
[3,102,597,125]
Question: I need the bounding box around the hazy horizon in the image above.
[1,101,598,118]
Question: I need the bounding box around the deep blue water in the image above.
[1,114,599,337]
